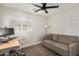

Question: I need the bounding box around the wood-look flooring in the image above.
[23,44,59,56]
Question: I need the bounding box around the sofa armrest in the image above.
[69,41,79,56]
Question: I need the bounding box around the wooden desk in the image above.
[0,37,20,50]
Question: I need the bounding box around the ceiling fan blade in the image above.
[46,5,59,9]
[35,9,42,12]
[33,4,41,8]
[42,3,47,7]
[45,9,48,13]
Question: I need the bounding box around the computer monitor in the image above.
[0,28,14,36]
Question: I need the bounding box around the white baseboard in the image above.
[22,41,42,48]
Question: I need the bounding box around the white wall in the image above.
[48,7,79,36]
[0,6,47,48]
[0,8,4,27]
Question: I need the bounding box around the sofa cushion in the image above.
[52,34,59,41]
[58,34,78,44]
[42,41,69,55]
[43,40,68,51]
[43,40,56,45]
[53,42,68,51]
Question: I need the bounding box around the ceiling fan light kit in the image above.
[33,3,59,13]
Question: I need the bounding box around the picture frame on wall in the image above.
[10,19,31,31]
[23,21,31,30]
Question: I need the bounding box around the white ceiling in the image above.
[0,3,79,17]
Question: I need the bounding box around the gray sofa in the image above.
[42,33,79,56]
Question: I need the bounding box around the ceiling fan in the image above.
[33,3,59,13]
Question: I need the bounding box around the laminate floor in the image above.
[23,44,59,56]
